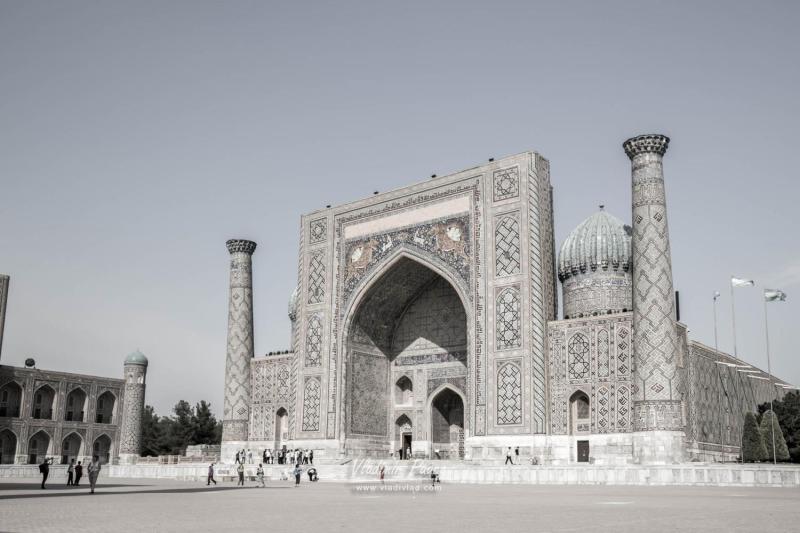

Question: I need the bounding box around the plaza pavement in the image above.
[0,475,798,533]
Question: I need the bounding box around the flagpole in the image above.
[763,295,777,464]
[730,277,738,359]
[713,293,720,352]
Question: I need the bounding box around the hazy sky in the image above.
[1,1,798,415]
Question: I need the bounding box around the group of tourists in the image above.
[206,457,319,488]
[39,456,103,493]
[234,447,314,465]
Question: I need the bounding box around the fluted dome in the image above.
[288,286,299,320]
[124,349,148,366]
[558,208,633,319]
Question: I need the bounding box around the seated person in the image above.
[307,467,318,481]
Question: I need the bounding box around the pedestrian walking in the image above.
[67,459,75,486]
[88,455,101,494]
[207,462,217,486]
[379,465,385,484]
[293,463,302,486]
[235,450,241,464]
[39,457,53,489]
[256,464,265,487]
[74,461,83,486]
[247,450,253,464]
[309,450,314,465]
[505,447,513,465]
[237,462,245,486]
[515,446,520,462]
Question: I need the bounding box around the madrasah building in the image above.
[220,134,793,466]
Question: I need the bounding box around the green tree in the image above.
[140,405,162,457]
[191,401,220,445]
[742,411,767,462]
[759,406,792,462]
[759,391,800,463]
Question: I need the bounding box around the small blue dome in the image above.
[124,350,148,366]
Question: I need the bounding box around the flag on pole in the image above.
[713,291,721,300]
[731,277,755,288]
[764,289,787,302]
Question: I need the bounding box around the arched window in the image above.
[31,385,55,420]
[0,382,22,418]
[395,376,413,405]
[95,391,116,424]
[65,388,87,422]
[569,391,590,435]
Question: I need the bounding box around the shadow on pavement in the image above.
[0,485,294,501]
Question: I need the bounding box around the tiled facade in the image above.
[224,138,793,465]
[0,365,125,465]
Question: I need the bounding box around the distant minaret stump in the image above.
[119,350,148,464]
[624,134,683,434]
[222,239,257,444]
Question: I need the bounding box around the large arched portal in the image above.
[344,255,468,457]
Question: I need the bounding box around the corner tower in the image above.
[222,239,257,456]
[623,134,684,462]
[118,350,148,464]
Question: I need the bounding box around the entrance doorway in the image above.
[577,440,590,463]
[402,433,412,459]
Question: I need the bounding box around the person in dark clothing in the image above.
[309,450,314,465]
[293,464,302,486]
[207,462,217,486]
[74,461,83,485]
[514,446,520,462]
[39,457,53,489]
[505,447,513,465]
[307,467,317,482]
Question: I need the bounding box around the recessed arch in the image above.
[61,431,83,464]
[92,433,112,464]
[340,249,470,456]
[65,387,88,422]
[427,384,465,460]
[395,375,413,405]
[31,384,56,420]
[27,429,52,464]
[0,428,18,464]
[95,391,116,424]
[0,381,23,418]
[569,389,590,436]
[274,407,288,449]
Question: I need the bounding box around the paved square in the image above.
[1,476,799,532]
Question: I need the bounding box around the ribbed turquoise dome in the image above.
[558,207,632,281]
[124,350,148,366]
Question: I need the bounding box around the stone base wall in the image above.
[91,462,800,487]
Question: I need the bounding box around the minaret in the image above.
[0,275,9,361]
[624,134,684,463]
[118,350,148,464]
[222,239,257,457]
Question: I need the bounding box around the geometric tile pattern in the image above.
[308,251,326,304]
[495,287,522,350]
[597,329,610,378]
[309,218,327,244]
[348,351,388,436]
[305,314,323,367]
[495,215,521,277]
[616,385,630,429]
[496,362,522,425]
[567,333,590,380]
[223,241,256,442]
[118,365,146,455]
[616,326,630,376]
[597,386,610,432]
[493,166,519,202]
[625,136,682,431]
[301,378,321,432]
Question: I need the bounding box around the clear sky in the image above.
[1,1,798,415]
